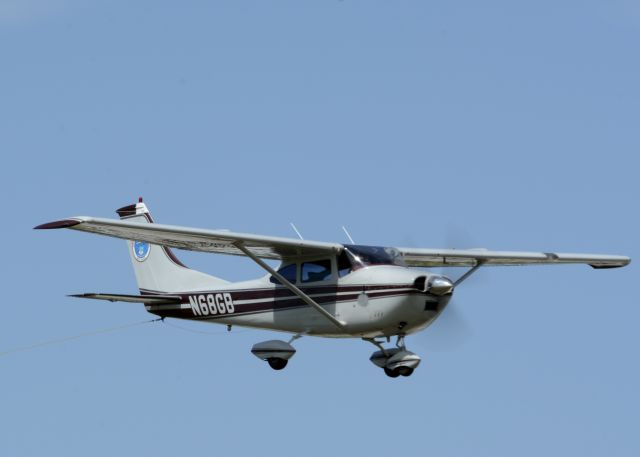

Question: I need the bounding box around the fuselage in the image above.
[143,265,452,338]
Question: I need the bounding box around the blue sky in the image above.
[1,1,638,456]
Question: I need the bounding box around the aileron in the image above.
[398,247,630,268]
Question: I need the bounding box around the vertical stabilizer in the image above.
[116,198,228,293]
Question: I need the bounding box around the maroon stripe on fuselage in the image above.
[147,287,421,320]
[139,283,412,301]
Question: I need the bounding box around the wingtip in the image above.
[590,257,631,269]
[34,219,81,230]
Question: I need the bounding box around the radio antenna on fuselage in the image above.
[342,226,355,244]
[290,223,304,240]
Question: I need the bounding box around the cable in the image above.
[0,317,162,358]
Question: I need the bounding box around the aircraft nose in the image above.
[429,277,454,296]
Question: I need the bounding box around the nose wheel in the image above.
[365,335,421,378]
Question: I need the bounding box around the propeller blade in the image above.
[439,222,487,287]
[418,302,473,352]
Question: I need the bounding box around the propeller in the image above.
[406,222,488,351]
[437,221,486,286]
[418,301,474,352]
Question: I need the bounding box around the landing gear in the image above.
[267,358,288,370]
[251,335,301,371]
[383,366,414,378]
[366,334,421,378]
[384,367,400,378]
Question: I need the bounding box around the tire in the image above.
[384,367,400,378]
[398,366,414,377]
[267,358,288,370]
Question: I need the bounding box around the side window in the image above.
[301,259,332,283]
[270,263,297,285]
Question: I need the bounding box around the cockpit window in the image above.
[344,245,405,269]
[301,259,332,283]
[270,263,297,285]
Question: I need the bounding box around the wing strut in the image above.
[453,261,485,287]
[234,243,346,329]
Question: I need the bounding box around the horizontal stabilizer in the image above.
[69,293,182,304]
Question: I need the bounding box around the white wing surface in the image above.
[35,217,342,260]
[35,215,629,268]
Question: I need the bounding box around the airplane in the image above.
[35,198,631,378]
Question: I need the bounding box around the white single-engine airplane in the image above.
[36,199,630,377]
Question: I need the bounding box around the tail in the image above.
[116,198,228,293]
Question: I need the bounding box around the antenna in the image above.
[342,226,355,244]
[290,223,304,240]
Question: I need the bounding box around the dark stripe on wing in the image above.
[34,219,81,230]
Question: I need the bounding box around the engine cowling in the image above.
[413,275,454,296]
[428,276,454,295]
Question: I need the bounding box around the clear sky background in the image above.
[1,1,638,456]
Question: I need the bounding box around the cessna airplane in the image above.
[35,199,630,377]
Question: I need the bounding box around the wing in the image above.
[34,215,630,268]
[397,247,630,269]
[35,217,342,260]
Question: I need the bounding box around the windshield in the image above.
[344,244,405,269]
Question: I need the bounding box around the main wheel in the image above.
[398,366,414,377]
[384,367,400,378]
[267,358,288,370]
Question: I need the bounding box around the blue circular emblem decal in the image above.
[133,241,150,261]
